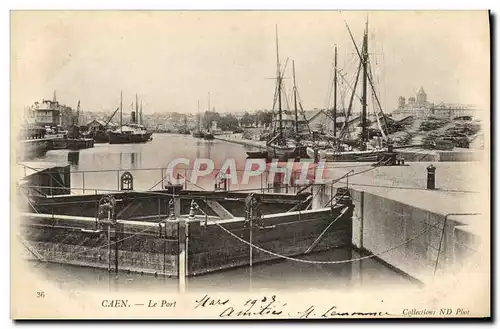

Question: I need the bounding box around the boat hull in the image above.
[93,131,109,143]
[109,131,153,144]
[203,133,215,140]
[307,146,395,162]
[266,144,308,161]
[246,150,269,159]
[192,132,205,138]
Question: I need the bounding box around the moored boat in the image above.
[93,130,110,143]
[246,150,269,159]
[203,132,214,140]
[108,92,152,144]
[263,27,309,162]
[306,145,390,162]
[305,20,398,163]
[192,131,205,138]
[109,124,152,144]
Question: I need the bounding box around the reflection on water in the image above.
[35,134,259,192]
[67,151,79,166]
[27,248,414,293]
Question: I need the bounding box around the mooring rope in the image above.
[206,214,436,265]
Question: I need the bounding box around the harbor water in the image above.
[29,133,480,194]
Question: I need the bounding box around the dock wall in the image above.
[350,189,482,283]
[19,206,352,277]
[18,137,95,161]
[20,214,179,276]
[396,149,483,162]
[214,135,266,149]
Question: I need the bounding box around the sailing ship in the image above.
[306,20,395,163]
[192,100,205,138]
[109,92,153,144]
[203,92,215,140]
[247,26,304,161]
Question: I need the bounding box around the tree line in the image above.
[189,110,274,131]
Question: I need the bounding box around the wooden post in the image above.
[163,222,167,276]
[49,172,53,196]
[177,197,186,293]
[249,205,253,292]
[107,224,111,272]
[82,172,85,194]
[114,224,119,273]
[249,208,253,268]
[174,196,181,218]
[157,197,161,221]
[178,218,187,293]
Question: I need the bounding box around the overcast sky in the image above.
[11,11,489,116]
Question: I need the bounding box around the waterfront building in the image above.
[393,86,479,119]
[31,95,62,127]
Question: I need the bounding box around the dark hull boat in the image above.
[306,146,392,162]
[93,130,109,143]
[203,132,214,140]
[109,126,153,144]
[246,150,269,159]
[192,131,205,138]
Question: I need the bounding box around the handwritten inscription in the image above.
[194,295,229,309]
[219,296,285,317]
[297,305,391,318]
[192,295,392,318]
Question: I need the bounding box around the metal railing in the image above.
[18,163,349,197]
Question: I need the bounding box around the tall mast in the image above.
[140,100,143,126]
[333,45,338,138]
[130,102,134,123]
[135,93,139,124]
[197,100,201,131]
[120,90,123,132]
[275,25,283,142]
[76,100,80,126]
[361,19,368,143]
[292,60,299,140]
[207,92,211,131]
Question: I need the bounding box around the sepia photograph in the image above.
[9,9,491,319]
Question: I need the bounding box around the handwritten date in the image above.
[193,295,391,318]
[194,295,285,317]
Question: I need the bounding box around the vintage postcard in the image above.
[10,10,490,319]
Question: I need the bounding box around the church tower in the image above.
[416,86,427,105]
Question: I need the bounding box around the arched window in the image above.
[120,171,134,191]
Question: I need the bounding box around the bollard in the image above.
[314,149,319,164]
[427,164,436,190]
